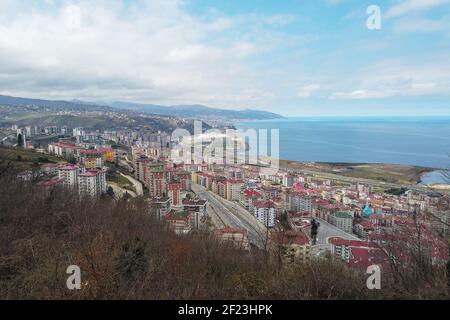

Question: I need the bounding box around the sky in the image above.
[0,0,449,116]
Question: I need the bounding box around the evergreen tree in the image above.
[116,237,148,282]
[17,133,23,148]
[107,186,115,198]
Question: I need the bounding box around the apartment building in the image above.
[288,191,312,213]
[97,147,115,163]
[48,142,79,158]
[78,170,107,197]
[149,197,172,220]
[225,179,244,201]
[182,199,207,229]
[271,231,311,263]
[164,210,192,235]
[240,189,263,211]
[168,181,182,207]
[330,212,354,233]
[133,156,151,183]
[253,201,276,228]
[329,237,384,270]
[58,164,80,188]
[147,162,168,198]
[79,149,103,169]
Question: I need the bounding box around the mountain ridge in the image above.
[109,101,284,120]
[0,95,284,120]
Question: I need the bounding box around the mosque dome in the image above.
[362,204,374,217]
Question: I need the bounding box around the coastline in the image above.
[275,158,436,186]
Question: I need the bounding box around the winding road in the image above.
[120,172,144,196]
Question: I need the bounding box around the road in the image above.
[314,217,359,244]
[108,182,137,199]
[120,173,144,196]
[191,184,267,249]
[118,159,133,172]
[307,217,360,257]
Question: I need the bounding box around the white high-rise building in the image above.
[78,170,107,197]
[253,201,276,228]
[289,193,312,212]
[73,127,85,137]
[58,165,80,188]
[226,179,244,201]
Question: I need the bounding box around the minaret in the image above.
[23,133,27,149]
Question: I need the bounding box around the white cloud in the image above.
[386,0,450,19]
[0,0,298,109]
[298,84,321,97]
[392,15,450,33]
[330,56,450,100]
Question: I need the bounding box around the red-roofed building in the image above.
[41,163,59,175]
[174,171,191,191]
[329,237,385,270]
[78,149,103,169]
[134,157,151,184]
[213,227,250,250]
[78,169,107,197]
[271,231,311,263]
[354,220,375,241]
[48,142,79,158]
[168,181,182,207]
[36,179,64,194]
[164,210,192,235]
[240,189,263,210]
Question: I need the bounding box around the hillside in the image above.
[0,146,62,172]
[110,101,284,120]
[0,94,111,112]
[0,94,283,121]
[0,101,210,133]
[1,171,447,300]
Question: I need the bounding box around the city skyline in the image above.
[0,0,449,116]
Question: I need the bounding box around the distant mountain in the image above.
[109,101,284,120]
[0,94,284,120]
[0,94,111,112]
[0,95,210,133]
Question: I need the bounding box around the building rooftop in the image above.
[243,189,262,198]
[328,237,375,248]
[79,170,102,177]
[213,227,247,236]
[254,201,275,209]
[165,210,191,221]
[58,164,79,171]
[334,211,353,219]
[273,231,310,246]
[183,199,207,206]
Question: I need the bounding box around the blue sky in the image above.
[0,0,449,116]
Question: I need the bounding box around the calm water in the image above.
[420,170,447,185]
[236,117,450,170]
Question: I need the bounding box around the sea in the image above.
[235,117,450,184]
